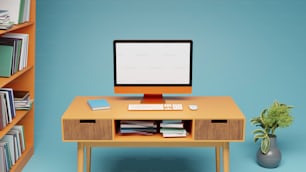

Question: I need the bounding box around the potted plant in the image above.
[251,100,294,168]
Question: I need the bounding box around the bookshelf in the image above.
[0,0,35,171]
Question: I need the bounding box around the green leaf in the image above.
[253,129,265,135]
[261,138,271,154]
[261,109,267,118]
[254,134,265,139]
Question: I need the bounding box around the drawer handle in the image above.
[79,120,96,123]
[211,120,227,123]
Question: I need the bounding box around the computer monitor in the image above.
[114,40,193,103]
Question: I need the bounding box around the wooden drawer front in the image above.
[195,120,244,140]
[63,119,112,140]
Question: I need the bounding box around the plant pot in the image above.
[256,136,281,168]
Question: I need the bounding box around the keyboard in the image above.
[128,104,183,111]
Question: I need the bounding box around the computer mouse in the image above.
[188,104,198,110]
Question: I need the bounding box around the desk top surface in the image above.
[62,96,245,120]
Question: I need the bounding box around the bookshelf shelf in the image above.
[0,0,36,171]
[0,22,34,35]
[0,109,33,137]
[0,66,34,87]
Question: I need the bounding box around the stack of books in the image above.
[13,90,32,110]
[0,33,29,77]
[0,0,31,25]
[0,10,13,30]
[119,120,158,135]
[160,120,187,138]
[0,125,26,171]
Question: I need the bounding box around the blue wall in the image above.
[25,0,306,171]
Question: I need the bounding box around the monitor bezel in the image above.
[113,40,193,88]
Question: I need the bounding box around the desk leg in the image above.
[215,146,221,172]
[86,145,92,172]
[78,143,85,172]
[223,142,230,172]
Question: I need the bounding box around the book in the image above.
[12,125,25,151]
[0,15,9,22]
[119,129,155,135]
[0,91,13,123]
[0,145,6,172]
[0,141,12,171]
[87,99,110,110]
[0,93,8,130]
[6,131,19,162]
[120,124,157,129]
[0,135,15,165]
[0,88,16,119]
[0,95,4,130]
[162,132,187,138]
[0,45,14,77]
[120,120,157,127]
[160,127,187,138]
[160,123,184,128]
[161,120,182,124]
[0,22,13,30]
[0,10,9,16]
[160,128,187,134]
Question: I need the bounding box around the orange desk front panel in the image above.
[61,96,245,172]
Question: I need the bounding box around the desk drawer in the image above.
[194,119,244,140]
[63,119,112,140]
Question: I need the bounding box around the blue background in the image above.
[24,0,306,171]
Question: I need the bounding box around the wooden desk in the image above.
[61,96,245,172]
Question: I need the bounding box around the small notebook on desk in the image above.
[87,99,110,110]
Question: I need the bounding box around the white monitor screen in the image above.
[114,40,192,85]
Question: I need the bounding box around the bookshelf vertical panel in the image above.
[9,147,34,172]
[29,0,36,23]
